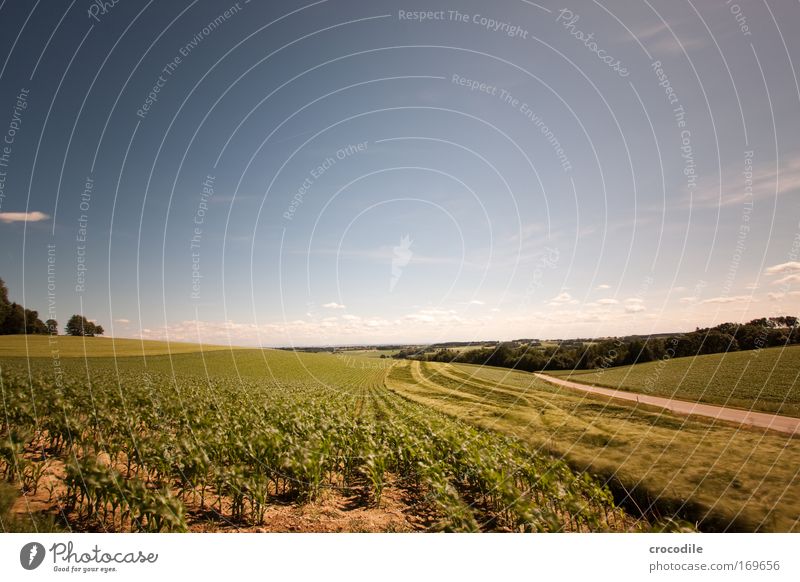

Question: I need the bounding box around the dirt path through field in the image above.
[535,374,800,436]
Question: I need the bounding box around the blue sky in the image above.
[0,0,799,346]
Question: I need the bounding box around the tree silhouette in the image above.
[65,315,104,337]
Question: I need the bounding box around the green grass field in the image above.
[0,335,239,358]
[545,346,800,416]
[386,360,800,532]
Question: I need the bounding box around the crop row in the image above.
[0,356,644,532]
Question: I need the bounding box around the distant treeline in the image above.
[282,344,413,353]
[395,316,800,372]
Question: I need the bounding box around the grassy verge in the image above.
[385,360,800,532]
[543,346,800,417]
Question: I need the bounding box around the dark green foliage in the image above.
[404,317,799,373]
[0,302,25,334]
[65,314,104,336]
[0,277,50,335]
[0,278,9,326]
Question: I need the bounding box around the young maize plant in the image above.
[0,354,640,532]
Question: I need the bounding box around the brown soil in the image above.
[185,482,430,533]
[8,455,438,532]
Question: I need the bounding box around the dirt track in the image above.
[534,373,800,436]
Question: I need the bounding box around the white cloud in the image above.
[765,262,800,276]
[679,296,697,304]
[115,318,131,324]
[700,295,750,305]
[763,262,800,287]
[0,211,50,223]
[322,302,346,310]
[595,284,611,290]
[548,292,578,306]
[404,309,463,325]
[468,300,485,305]
[773,274,800,286]
[596,298,619,305]
[625,304,646,313]
[768,291,800,301]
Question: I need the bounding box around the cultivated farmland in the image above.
[0,345,635,533]
[1,340,797,533]
[0,335,239,358]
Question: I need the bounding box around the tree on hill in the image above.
[45,319,58,335]
[65,314,104,337]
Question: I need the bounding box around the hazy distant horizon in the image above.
[100,320,714,349]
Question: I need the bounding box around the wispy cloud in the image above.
[765,261,800,276]
[690,155,800,209]
[764,261,800,286]
[700,295,750,305]
[596,298,619,305]
[548,292,578,306]
[403,308,464,325]
[631,22,672,42]
[649,35,707,56]
[0,211,49,223]
[627,21,708,55]
[306,246,486,270]
[623,297,645,313]
[774,274,800,286]
[322,302,346,310]
[768,291,800,301]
